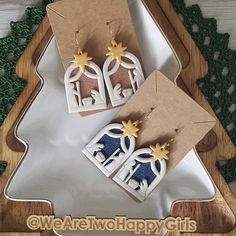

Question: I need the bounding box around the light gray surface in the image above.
[0,0,40,38]
[185,0,236,49]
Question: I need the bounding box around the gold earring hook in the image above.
[105,20,127,62]
[106,20,120,40]
[150,126,185,162]
[74,25,87,53]
[165,126,185,148]
[75,30,80,46]
[139,107,155,124]
[74,28,82,54]
[120,107,156,139]
[106,20,121,47]
[174,126,184,134]
[70,26,92,72]
[106,21,114,39]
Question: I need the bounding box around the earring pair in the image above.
[64,22,145,113]
[82,107,182,202]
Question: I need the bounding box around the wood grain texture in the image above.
[1,1,236,236]
[156,0,236,235]
[0,17,52,233]
[0,234,40,236]
[186,0,236,196]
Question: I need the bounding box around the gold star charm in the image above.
[106,38,127,63]
[150,143,170,162]
[70,49,92,72]
[121,120,140,138]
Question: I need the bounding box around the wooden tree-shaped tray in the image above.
[0,1,236,235]
[154,0,236,235]
[0,17,52,235]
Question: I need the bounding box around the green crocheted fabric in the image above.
[171,0,236,182]
[0,161,7,176]
[0,0,53,125]
[217,159,236,183]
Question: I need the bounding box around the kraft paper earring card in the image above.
[47,0,144,115]
[109,70,216,201]
[113,70,216,174]
[83,70,216,201]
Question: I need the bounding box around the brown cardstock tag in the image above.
[46,0,142,116]
[46,0,141,68]
[113,70,216,173]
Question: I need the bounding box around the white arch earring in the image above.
[82,108,155,177]
[113,142,168,202]
[103,21,145,107]
[64,29,107,113]
[82,120,140,177]
[113,129,183,202]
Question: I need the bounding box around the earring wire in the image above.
[139,107,155,124]
[75,30,80,47]
[74,25,87,54]
[134,107,156,132]
[106,21,114,39]
[106,20,121,44]
[165,126,184,147]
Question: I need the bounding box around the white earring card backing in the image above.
[82,122,136,177]
[64,61,107,113]
[113,147,166,202]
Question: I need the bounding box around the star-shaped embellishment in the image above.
[106,38,127,63]
[150,143,169,162]
[121,120,140,138]
[70,49,92,72]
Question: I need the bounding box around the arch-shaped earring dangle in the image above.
[64,28,107,113]
[82,107,156,177]
[113,126,184,202]
[103,20,145,107]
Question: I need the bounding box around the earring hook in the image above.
[74,28,83,54]
[165,126,185,147]
[106,20,120,40]
[140,107,155,123]
[74,24,87,53]
[75,30,80,46]
[106,21,114,39]
[134,107,156,131]
[106,19,121,43]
